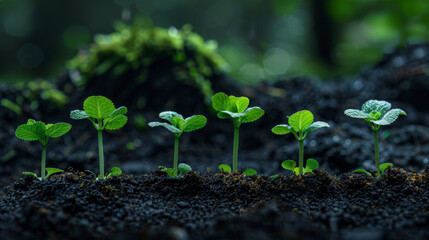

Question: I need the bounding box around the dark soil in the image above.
[1,43,429,239]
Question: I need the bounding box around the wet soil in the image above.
[1,43,429,239]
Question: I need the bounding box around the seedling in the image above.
[218,164,257,176]
[70,96,127,179]
[85,167,122,179]
[149,111,207,170]
[211,92,264,171]
[15,119,71,180]
[345,100,406,178]
[159,163,192,178]
[272,110,329,176]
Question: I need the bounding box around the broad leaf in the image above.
[233,96,249,113]
[288,110,314,132]
[45,168,64,178]
[22,172,41,181]
[83,96,115,119]
[242,107,264,123]
[219,111,246,119]
[305,121,329,133]
[211,92,229,111]
[148,122,181,134]
[243,168,257,176]
[182,115,207,132]
[344,109,371,119]
[105,115,128,130]
[46,123,71,138]
[352,169,372,177]
[361,100,391,114]
[380,163,393,174]
[219,164,231,173]
[172,116,186,129]
[70,110,90,120]
[159,111,183,123]
[304,158,319,173]
[178,163,192,175]
[282,160,296,171]
[16,124,40,141]
[272,124,293,135]
[109,167,122,176]
[371,109,406,126]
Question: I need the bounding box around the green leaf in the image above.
[288,110,314,132]
[148,122,181,134]
[46,123,71,138]
[281,160,296,171]
[242,107,264,123]
[178,163,192,176]
[270,175,279,179]
[27,119,36,124]
[22,172,41,181]
[211,92,230,111]
[371,109,406,126]
[105,115,128,130]
[70,110,90,120]
[163,168,178,178]
[353,169,372,177]
[45,168,64,178]
[159,111,183,123]
[219,164,231,173]
[109,167,122,177]
[272,124,293,135]
[109,106,127,117]
[305,121,329,133]
[83,96,115,119]
[243,168,257,176]
[293,167,299,175]
[304,158,319,174]
[182,115,207,132]
[84,170,97,178]
[344,109,371,119]
[16,124,40,141]
[217,112,233,119]
[233,96,249,113]
[361,100,391,114]
[172,116,186,129]
[380,163,393,174]
[219,111,246,119]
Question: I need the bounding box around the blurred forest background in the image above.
[1,0,429,84]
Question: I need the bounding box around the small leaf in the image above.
[234,96,249,113]
[45,168,64,178]
[110,167,122,176]
[22,172,41,181]
[172,116,186,129]
[305,121,329,133]
[242,107,264,123]
[352,169,372,177]
[162,168,178,178]
[83,96,116,119]
[288,110,314,132]
[380,163,393,174]
[149,122,181,134]
[243,168,257,176]
[178,163,192,176]
[293,167,300,176]
[344,109,371,119]
[159,111,183,123]
[46,123,72,138]
[304,158,319,174]
[371,109,406,126]
[281,160,296,171]
[219,111,246,119]
[84,170,97,178]
[270,175,279,179]
[219,164,231,173]
[70,110,90,120]
[361,100,391,114]
[272,124,293,135]
[109,106,127,117]
[105,115,128,130]
[217,112,232,119]
[27,119,36,124]
[211,92,230,111]
[182,115,207,132]
[16,124,40,141]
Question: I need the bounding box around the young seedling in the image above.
[272,110,329,176]
[15,119,71,180]
[70,96,127,179]
[218,164,257,176]
[211,92,264,172]
[344,100,406,178]
[149,111,207,173]
[159,163,192,178]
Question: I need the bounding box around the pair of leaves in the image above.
[70,96,128,131]
[23,168,64,181]
[16,119,72,146]
[353,163,393,177]
[218,164,257,176]
[148,111,207,137]
[211,92,264,126]
[85,167,122,179]
[344,100,406,126]
[282,159,319,175]
[161,163,192,178]
[272,110,329,138]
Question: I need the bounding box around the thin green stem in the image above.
[373,130,380,178]
[298,139,304,176]
[233,127,240,171]
[98,130,105,178]
[174,136,179,170]
[41,146,46,180]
